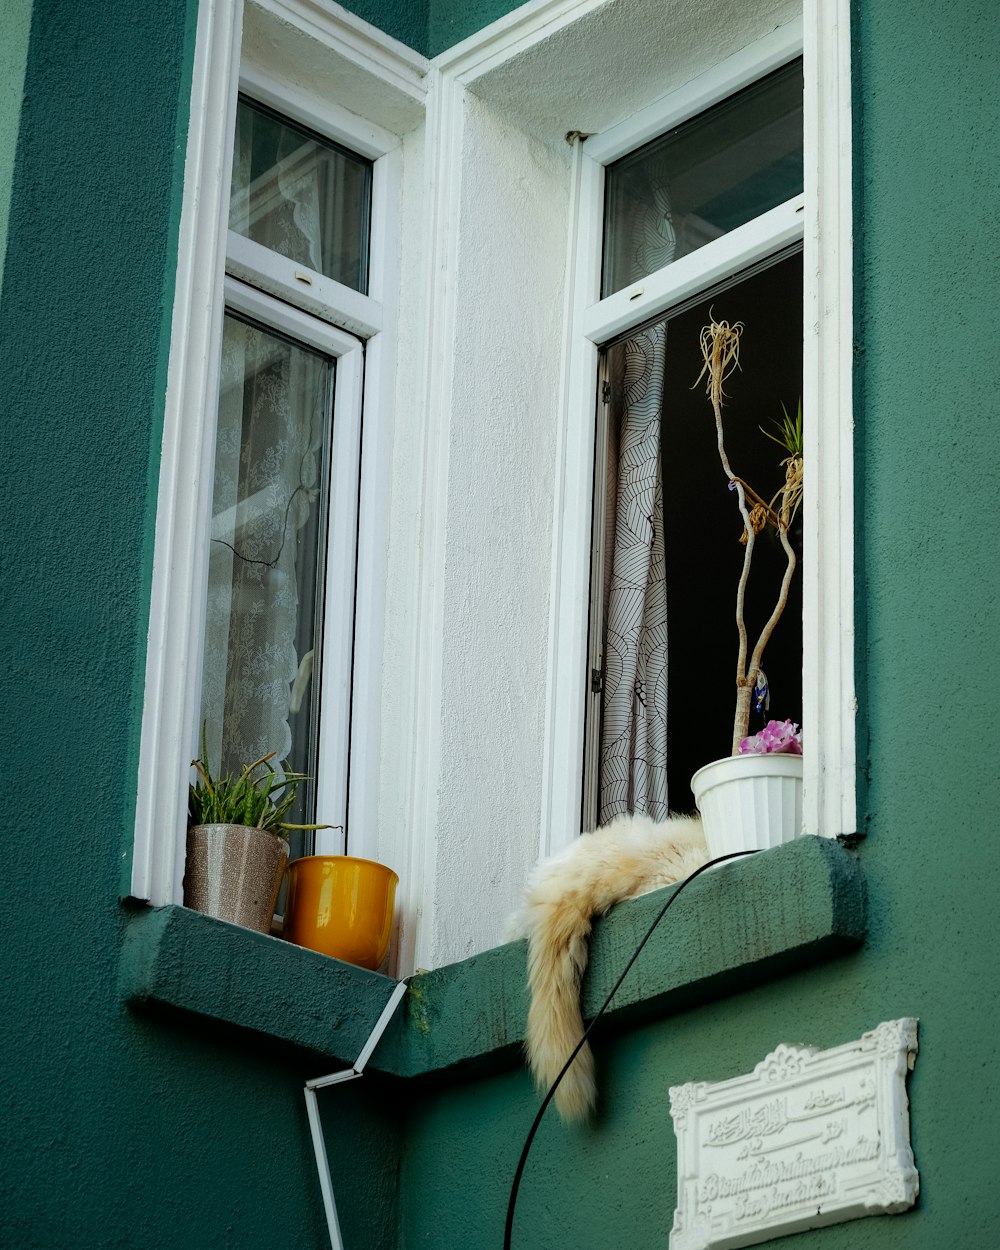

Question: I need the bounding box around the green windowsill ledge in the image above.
[121,834,865,1078]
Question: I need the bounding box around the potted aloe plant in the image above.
[185,734,329,934]
[689,319,805,857]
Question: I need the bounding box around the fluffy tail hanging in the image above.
[509,814,707,1123]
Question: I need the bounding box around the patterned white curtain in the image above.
[598,159,676,822]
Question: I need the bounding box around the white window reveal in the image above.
[583,56,805,829]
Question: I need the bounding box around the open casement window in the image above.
[202,96,372,857]
[580,45,806,831]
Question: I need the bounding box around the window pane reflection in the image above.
[199,313,334,833]
[602,60,803,296]
[229,97,372,293]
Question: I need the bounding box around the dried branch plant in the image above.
[696,320,800,753]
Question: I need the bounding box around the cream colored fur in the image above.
[508,813,708,1123]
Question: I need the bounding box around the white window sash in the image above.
[226,232,383,339]
[579,196,805,346]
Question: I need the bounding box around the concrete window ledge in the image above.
[121,836,865,1078]
[120,904,401,1067]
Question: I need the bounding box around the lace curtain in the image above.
[598,158,676,823]
[200,320,327,778]
[228,97,369,292]
[199,113,329,778]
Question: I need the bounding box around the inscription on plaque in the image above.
[669,1019,919,1250]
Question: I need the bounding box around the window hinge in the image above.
[601,380,612,404]
[591,666,604,693]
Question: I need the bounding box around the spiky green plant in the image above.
[188,730,330,838]
[761,398,804,528]
[760,398,803,458]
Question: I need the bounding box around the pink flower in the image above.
[738,719,803,755]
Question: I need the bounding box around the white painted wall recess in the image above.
[669,1019,920,1250]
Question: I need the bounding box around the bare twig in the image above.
[697,319,801,752]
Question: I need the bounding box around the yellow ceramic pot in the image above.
[283,855,398,970]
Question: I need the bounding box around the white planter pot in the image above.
[690,753,803,860]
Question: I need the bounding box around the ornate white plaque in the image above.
[669,1019,919,1250]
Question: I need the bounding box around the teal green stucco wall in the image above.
[338,0,525,57]
[425,0,524,57]
[0,3,397,1246]
[0,0,33,293]
[392,3,1000,1248]
[338,0,430,55]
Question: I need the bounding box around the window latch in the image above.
[591,667,604,694]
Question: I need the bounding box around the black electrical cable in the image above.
[503,848,761,1250]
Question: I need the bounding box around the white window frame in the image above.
[131,0,417,906]
[541,8,856,857]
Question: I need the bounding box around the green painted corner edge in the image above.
[120,903,402,1066]
[379,836,866,1081]
[581,834,867,1028]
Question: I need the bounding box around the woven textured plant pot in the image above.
[284,855,398,970]
[691,753,803,860]
[184,824,289,934]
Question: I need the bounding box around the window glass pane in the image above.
[229,96,372,293]
[601,60,803,297]
[199,312,334,834]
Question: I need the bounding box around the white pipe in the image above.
[349,980,409,1074]
[303,980,409,1250]
[304,1081,354,1250]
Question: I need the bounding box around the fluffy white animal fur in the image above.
[508,813,708,1123]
